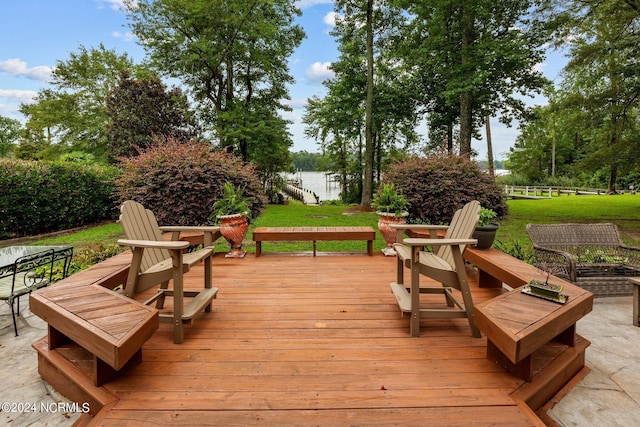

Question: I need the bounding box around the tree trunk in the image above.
[608,165,618,194]
[485,115,494,179]
[361,0,375,206]
[375,132,381,182]
[459,2,474,157]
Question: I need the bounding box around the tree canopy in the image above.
[508,0,640,191]
[0,115,21,158]
[18,44,148,161]
[105,70,200,160]
[126,0,304,169]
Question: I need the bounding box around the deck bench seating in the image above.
[253,226,376,257]
[463,246,593,400]
[30,251,158,388]
[527,223,640,297]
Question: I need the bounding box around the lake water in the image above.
[285,171,342,202]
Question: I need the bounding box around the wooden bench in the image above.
[630,277,640,326]
[253,226,376,257]
[464,247,593,384]
[30,251,158,387]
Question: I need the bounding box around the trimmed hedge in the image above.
[0,160,119,239]
[115,138,267,225]
[382,155,508,224]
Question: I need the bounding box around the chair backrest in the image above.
[438,200,481,266]
[527,223,622,248]
[119,200,170,272]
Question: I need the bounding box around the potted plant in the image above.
[472,207,499,250]
[210,182,251,258]
[371,183,410,256]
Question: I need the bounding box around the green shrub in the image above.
[382,155,507,224]
[67,242,124,276]
[115,138,267,225]
[0,160,119,238]
[371,183,409,216]
[209,182,251,220]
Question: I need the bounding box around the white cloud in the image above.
[0,59,53,82]
[96,0,128,11]
[285,99,309,109]
[112,31,136,42]
[0,89,39,104]
[296,0,334,9]
[306,62,334,84]
[323,11,339,27]
[281,109,302,124]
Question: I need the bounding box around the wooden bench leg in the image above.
[95,357,117,386]
[367,239,373,256]
[554,324,576,347]
[48,325,71,350]
[313,240,317,256]
[633,281,639,327]
[478,269,503,288]
[487,340,532,381]
[94,348,143,386]
[256,241,262,257]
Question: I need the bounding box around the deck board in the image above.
[40,252,570,425]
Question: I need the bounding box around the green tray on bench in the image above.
[521,279,569,304]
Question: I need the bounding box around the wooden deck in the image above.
[35,252,583,426]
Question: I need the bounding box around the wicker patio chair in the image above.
[527,223,640,297]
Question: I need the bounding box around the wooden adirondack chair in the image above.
[118,200,220,344]
[390,200,481,337]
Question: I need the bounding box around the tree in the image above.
[304,1,417,204]
[19,44,146,161]
[0,115,22,157]
[105,70,200,160]
[126,0,304,171]
[540,0,640,192]
[507,101,578,182]
[398,0,548,156]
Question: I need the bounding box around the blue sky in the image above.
[0,0,566,160]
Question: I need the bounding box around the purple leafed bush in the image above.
[115,137,267,225]
[382,155,507,225]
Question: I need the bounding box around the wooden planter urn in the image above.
[219,214,249,258]
[377,212,408,256]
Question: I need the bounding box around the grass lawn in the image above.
[496,194,640,261]
[22,194,640,265]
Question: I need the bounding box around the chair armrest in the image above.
[159,226,221,247]
[532,245,577,281]
[118,239,190,250]
[620,245,640,268]
[620,244,640,255]
[403,237,477,246]
[390,224,449,231]
[391,224,449,242]
[159,226,220,233]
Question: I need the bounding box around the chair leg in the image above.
[455,269,480,338]
[396,254,405,285]
[204,255,213,313]
[170,250,185,344]
[11,299,18,337]
[452,247,481,338]
[156,281,169,309]
[410,246,421,337]
[441,284,455,307]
